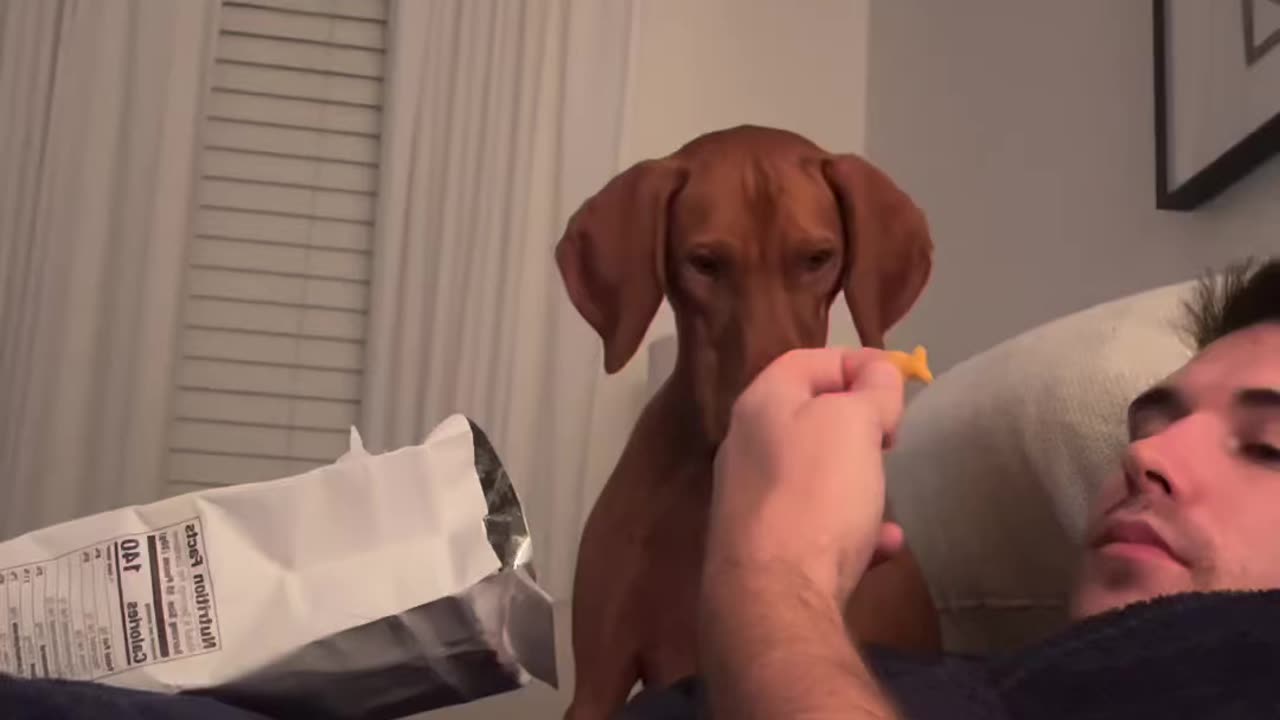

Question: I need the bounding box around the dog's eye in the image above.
[688,253,724,278]
[802,249,835,272]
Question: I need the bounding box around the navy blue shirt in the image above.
[0,675,268,719]
[620,590,1280,720]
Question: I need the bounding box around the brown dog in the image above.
[556,126,938,720]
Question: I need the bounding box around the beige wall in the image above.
[866,0,1280,374]
[619,0,870,161]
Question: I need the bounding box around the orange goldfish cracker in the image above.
[885,345,933,385]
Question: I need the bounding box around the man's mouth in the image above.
[1093,518,1186,566]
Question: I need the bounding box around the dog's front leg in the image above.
[564,478,648,720]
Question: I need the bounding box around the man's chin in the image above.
[1069,554,1191,619]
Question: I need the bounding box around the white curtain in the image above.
[363,0,635,599]
[0,0,218,538]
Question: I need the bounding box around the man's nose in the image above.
[1122,413,1216,500]
[1124,446,1174,498]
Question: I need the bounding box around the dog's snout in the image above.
[741,341,797,387]
[735,296,821,384]
[733,326,782,381]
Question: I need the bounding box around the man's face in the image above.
[1071,323,1280,619]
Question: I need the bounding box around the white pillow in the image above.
[886,281,1196,654]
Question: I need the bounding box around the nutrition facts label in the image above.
[0,518,223,680]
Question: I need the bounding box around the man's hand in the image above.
[699,347,907,720]
[707,347,907,603]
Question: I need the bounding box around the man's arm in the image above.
[702,563,900,720]
[845,539,941,655]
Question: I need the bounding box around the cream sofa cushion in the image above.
[886,281,1196,653]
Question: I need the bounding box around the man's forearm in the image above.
[701,565,900,720]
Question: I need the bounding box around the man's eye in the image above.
[1129,412,1171,441]
[1242,442,1280,467]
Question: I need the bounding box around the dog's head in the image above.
[556,125,933,444]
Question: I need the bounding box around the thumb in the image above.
[842,352,906,443]
[867,521,905,569]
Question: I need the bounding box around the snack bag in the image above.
[0,415,556,719]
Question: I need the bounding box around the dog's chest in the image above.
[632,469,712,685]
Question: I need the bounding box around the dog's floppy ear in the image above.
[556,159,686,373]
[823,154,933,349]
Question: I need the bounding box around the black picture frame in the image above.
[1153,0,1280,210]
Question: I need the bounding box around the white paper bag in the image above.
[0,414,557,718]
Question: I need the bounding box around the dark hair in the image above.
[1182,257,1280,350]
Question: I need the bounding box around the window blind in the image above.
[166,0,388,494]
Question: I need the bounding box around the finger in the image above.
[867,521,905,569]
[842,353,907,441]
[749,347,857,404]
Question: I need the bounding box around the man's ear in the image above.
[823,154,933,349]
[555,158,687,373]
